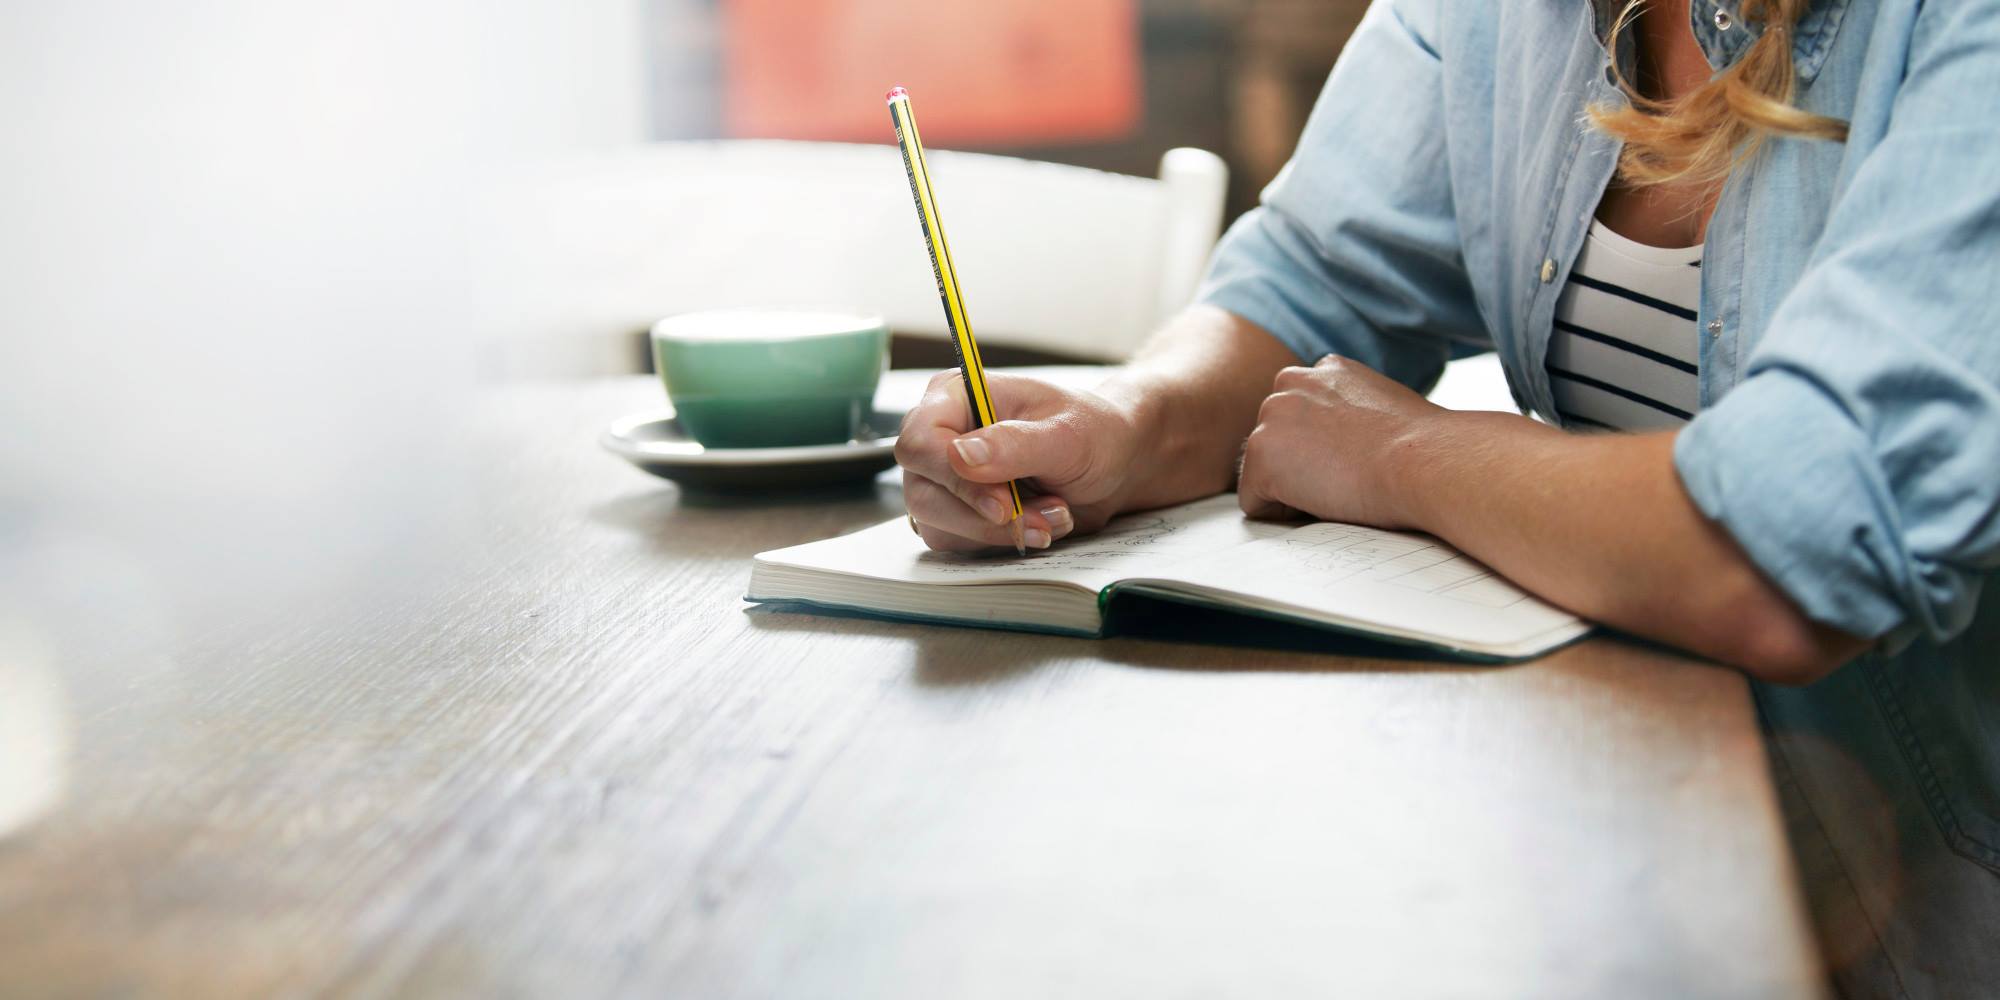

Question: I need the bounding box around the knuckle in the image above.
[1240,420,1272,456]
[918,397,951,422]
[919,375,968,416]
[896,428,948,470]
[901,475,943,515]
[1256,391,1297,422]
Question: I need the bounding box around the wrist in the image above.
[1390,409,1558,537]
[1091,367,1224,510]
[1386,408,1465,535]
[1090,369,1157,440]
[1089,371,1169,506]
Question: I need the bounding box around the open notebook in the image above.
[748,496,1590,661]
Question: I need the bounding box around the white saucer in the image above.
[601,409,900,489]
[601,368,1113,491]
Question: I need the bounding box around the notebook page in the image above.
[1134,521,1586,651]
[755,494,1291,592]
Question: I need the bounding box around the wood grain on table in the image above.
[0,375,1823,998]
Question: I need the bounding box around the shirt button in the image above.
[1713,7,1734,30]
[1707,318,1724,339]
[1540,258,1556,283]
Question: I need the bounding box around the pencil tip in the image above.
[885,86,908,103]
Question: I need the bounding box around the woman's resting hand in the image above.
[1237,355,1445,530]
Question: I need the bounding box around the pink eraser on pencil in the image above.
[885,86,908,103]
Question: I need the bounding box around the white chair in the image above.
[473,140,1228,376]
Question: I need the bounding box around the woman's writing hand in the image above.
[1237,355,1445,530]
[895,371,1142,553]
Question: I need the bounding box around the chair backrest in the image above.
[476,140,1227,375]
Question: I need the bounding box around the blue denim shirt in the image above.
[1198,1,2000,993]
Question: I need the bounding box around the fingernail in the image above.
[953,437,991,466]
[1024,527,1052,549]
[1040,505,1074,536]
[977,495,1007,524]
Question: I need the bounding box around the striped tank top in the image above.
[1547,221,1702,432]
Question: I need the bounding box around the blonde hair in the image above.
[1590,0,1848,187]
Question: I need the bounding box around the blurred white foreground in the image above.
[0,1,647,822]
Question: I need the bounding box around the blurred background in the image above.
[654,0,1367,221]
[0,0,1367,835]
[628,0,1370,371]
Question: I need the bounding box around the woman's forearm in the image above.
[1093,305,1299,511]
[1077,310,1857,681]
[1396,412,1865,682]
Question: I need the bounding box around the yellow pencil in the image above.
[886,85,1027,556]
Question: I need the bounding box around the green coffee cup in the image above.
[651,310,889,449]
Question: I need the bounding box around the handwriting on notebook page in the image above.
[1244,523,1536,609]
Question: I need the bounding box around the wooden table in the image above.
[0,375,1824,998]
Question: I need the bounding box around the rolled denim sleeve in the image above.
[1196,0,1488,392]
[1675,4,2000,647]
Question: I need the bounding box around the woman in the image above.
[896,0,1998,993]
